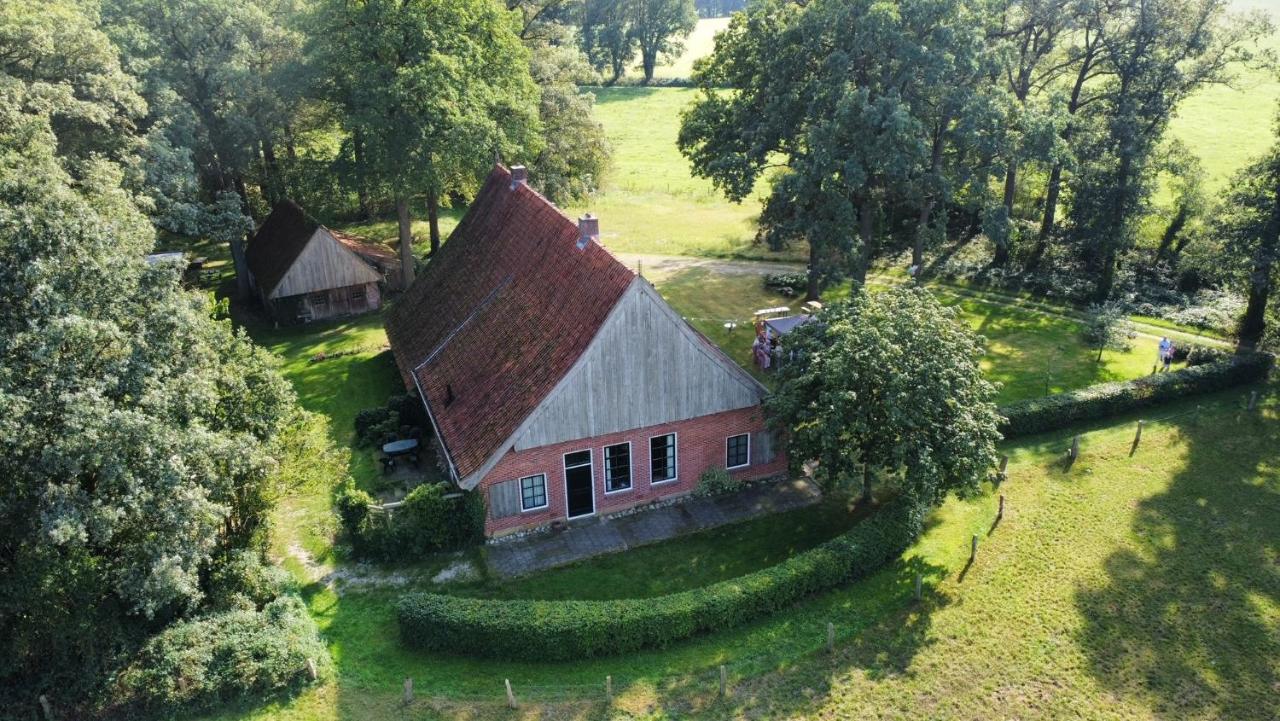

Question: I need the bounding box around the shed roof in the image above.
[385,165,636,480]
[246,200,383,298]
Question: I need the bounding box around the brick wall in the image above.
[480,404,788,537]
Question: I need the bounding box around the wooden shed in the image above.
[246,200,390,323]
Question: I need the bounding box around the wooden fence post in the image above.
[306,658,318,681]
[998,494,1005,520]
[914,572,923,602]
[1248,390,1258,411]
[998,455,1009,479]
[505,679,518,709]
[402,677,413,705]
[719,665,728,698]
[1134,420,1144,446]
[1069,435,1080,460]
[606,675,613,704]
[970,534,978,564]
[826,622,835,654]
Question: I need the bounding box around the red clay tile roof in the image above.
[246,199,319,296]
[385,166,636,480]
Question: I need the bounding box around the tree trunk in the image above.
[1035,38,1097,266]
[353,130,373,221]
[396,197,416,288]
[641,48,656,84]
[261,138,282,205]
[1238,183,1280,350]
[861,464,872,504]
[1092,154,1134,303]
[852,195,876,287]
[915,120,948,268]
[229,235,251,299]
[805,241,821,301]
[1003,161,1018,216]
[426,188,441,254]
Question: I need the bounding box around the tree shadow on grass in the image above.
[619,554,953,720]
[1075,403,1280,719]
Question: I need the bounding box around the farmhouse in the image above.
[386,164,787,537]
[246,199,399,323]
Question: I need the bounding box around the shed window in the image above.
[520,473,548,511]
[604,443,632,492]
[352,287,366,302]
[309,292,328,309]
[726,434,750,469]
[650,433,677,483]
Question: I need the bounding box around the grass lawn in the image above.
[206,383,1278,721]
[651,17,730,80]
[647,265,1167,404]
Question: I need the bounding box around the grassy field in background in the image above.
[207,384,1278,721]
[651,16,730,80]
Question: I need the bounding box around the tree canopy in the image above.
[766,286,1003,507]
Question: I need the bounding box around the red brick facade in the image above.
[481,405,787,537]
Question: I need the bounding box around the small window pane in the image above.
[520,474,547,511]
[605,443,631,492]
[564,450,591,468]
[727,434,750,469]
[650,434,676,483]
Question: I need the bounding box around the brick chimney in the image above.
[577,214,599,250]
[509,164,528,189]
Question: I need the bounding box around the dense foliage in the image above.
[1214,138,1280,349]
[336,482,485,559]
[110,595,331,716]
[396,497,922,660]
[681,0,1268,307]
[583,0,698,83]
[0,5,326,711]
[766,287,1003,505]
[998,352,1274,437]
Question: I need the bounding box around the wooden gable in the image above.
[456,278,766,488]
[267,227,382,300]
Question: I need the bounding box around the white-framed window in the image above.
[604,442,632,493]
[520,473,548,511]
[650,433,677,483]
[726,433,750,470]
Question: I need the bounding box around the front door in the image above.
[564,450,595,518]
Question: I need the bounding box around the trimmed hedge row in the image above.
[397,499,923,660]
[999,352,1272,439]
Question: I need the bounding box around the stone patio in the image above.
[485,478,822,579]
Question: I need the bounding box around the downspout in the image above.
[410,364,460,485]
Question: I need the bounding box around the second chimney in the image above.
[577,214,599,250]
[509,164,528,188]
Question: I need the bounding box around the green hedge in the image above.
[396,499,923,660]
[999,352,1272,439]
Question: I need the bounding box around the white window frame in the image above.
[562,449,595,518]
[726,433,751,470]
[519,473,548,512]
[603,441,633,495]
[649,432,679,484]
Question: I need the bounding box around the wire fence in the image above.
[388,387,1273,711]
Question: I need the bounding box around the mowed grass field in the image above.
[208,383,1279,721]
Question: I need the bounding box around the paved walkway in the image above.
[485,478,822,579]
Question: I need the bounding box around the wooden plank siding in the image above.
[269,228,382,300]
[448,279,769,489]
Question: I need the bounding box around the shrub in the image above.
[112,596,329,715]
[206,550,289,612]
[396,499,923,660]
[335,481,484,560]
[999,353,1272,438]
[763,272,809,298]
[353,406,396,447]
[693,465,743,498]
[1185,345,1227,367]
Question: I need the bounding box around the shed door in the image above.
[563,450,594,518]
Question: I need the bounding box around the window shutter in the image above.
[488,479,521,519]
[753,431,776,465]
